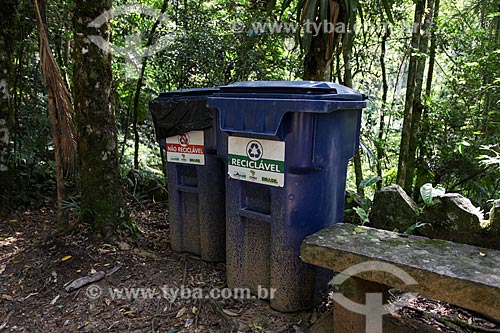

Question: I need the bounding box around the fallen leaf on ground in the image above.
[223,309,239,317]
[25,292,38,299]
[134,249,158,259]
[117,241,130,251]
[1,294,13,301]
[98,248,112,254]
[176,307,187,318]
[61,255,72,261]
[64,271,105,292]
[252,323,263,330]
[50,295,60,305]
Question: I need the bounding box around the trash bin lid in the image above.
[216,81,366,101]
[158,87,220,99]
[150,87,219,140]
[207,81,367,136]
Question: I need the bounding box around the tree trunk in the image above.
[303,34,332,81]
[407,0,435,199]
[0,0,18,213]
[396,0,425,194]
[417,0,440,192]
[35,0,78,232]
[424,0,440,98]
[376,25,390,191]
[341,2,365,196]
[132,0,168,170]
[481,3,500,140]
[73,0,128,239]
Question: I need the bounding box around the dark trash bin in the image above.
[207,81,367,311]
[150,88,226,262]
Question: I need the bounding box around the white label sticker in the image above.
[228,136,285,187]
[166,131,205,165]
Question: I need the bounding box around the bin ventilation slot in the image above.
[175,184,199,193]
[239,208,272,223]
[241,182,271,215]
[177,165,198,187]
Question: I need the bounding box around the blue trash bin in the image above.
[207,81,367,311]
[150,88,226,262]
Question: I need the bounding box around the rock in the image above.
[419,193,484,245]
[369,185,419,232]
[481,200,500,250]
[343,190,363,224]
[487,200,500,233]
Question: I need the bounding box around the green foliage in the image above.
[353,206,369,225]
[344,178,374,226]
[360,175,382,190]
[4,0,499,222]
[403,222,430,235]
[412,0,500,206]
[478,145,500,169]
[121,217,142,238]
[420,183,446,206]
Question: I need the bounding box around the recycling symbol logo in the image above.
[178,133,190,146]
[247,141,263,161]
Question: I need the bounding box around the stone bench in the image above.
[301,223,500,332]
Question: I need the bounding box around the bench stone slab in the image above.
[301,223,500,319]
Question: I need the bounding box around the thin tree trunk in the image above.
[47,84,67,229]
[12,26,27,169]
[302,0,340,81]
[36,0,66,228]
[35,0,77,232]
[341,2,364,196]
[303,34,332,81]
[481,3,500,140]
[376,24,390,191]
[132,0,168,170]
[119,95,133,164]
[73,0,128,239]
[335,49,342,82]
[424,0,440,98]
[407,0,435,198]
[342,22,355,88]
[0,0,18,213]
[353,152,364,196]
[418,0,440,195]
[160,144,167,180]
[396,0,425,194]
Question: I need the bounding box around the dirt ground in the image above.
[1,200,499,332]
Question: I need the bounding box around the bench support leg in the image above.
[333,276,390,333]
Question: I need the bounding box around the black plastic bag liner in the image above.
[149,88,219,140]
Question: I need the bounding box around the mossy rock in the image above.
[419,193,484,246]
[369,184,419,232]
